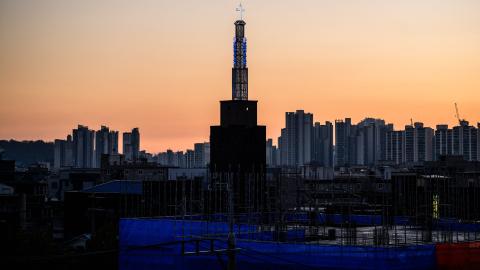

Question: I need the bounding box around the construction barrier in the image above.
[436,242,480,270]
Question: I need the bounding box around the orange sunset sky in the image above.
[1,0,479,153]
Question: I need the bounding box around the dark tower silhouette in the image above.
[210,18,266,213]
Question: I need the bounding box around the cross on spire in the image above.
[236,3,245,20]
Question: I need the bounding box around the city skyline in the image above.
[2,4,480,269]
[1,0,480,152]
[45,113,480,157]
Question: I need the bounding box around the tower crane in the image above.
[454,103,465,125]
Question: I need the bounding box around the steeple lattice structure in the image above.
[232,5,248,101]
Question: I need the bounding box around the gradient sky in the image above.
[1,0,479,153]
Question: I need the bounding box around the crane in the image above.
[454,102,465,125]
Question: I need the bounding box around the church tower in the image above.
[209,8,266,213]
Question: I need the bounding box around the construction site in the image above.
[117,158,480,270]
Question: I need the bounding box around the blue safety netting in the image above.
[119,218,437,270]
[433,218,480,232]
[120,218,257,248]
[236,229,305,242]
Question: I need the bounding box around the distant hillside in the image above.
[0,140,54,166]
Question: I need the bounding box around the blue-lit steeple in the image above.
[232,16,248,100]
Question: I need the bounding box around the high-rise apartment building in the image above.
[280,110,313,167]
[72,125,95,168]
[385,130,404,165]
[131,128,140,161]
[265,139,279,167]
[413,122,434,163]
[354,118,390,166]
[266,139,274,167]
[53,135,73,169]
[403,125,415,164]
[434,124,452,159]
[194,143,204,168]
[278,128,287,166]
[452,121,478,161]
[94,126,118,168]
[334,118,390,167]
[194,142,210,168]
[312,121,333,167]
[434,122,478,161]
[385,122,433,165]
[185,150,195,168]
[123,128,140,162]
[123,132,132,161]
[174,151,186,168]
[403,122,434,164]
[335,118,356,167]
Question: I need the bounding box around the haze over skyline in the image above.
[1,0,479,152]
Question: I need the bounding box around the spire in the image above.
[232,6,248,101]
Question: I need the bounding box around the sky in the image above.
[1,0,479,153]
